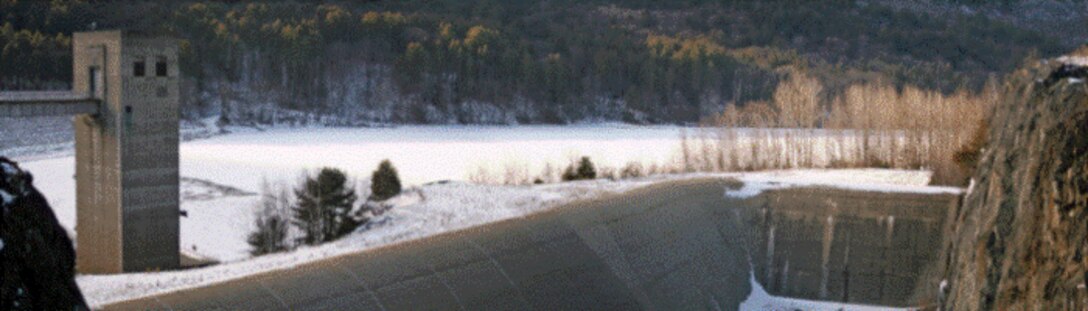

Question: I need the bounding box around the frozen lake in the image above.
[177,125,692,191]
[17,125,692,258]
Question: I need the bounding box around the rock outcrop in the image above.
[0,157,88,310]
[940,53,1088,310]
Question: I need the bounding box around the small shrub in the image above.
[467,165,494,185]
[248,181,292,256]
[621,162,644,179]
[538,162,556,184]
[561,165,577,181]
[502,162,530,185]
[248,212,289,256]
[370,160,402,201]
[562,156,598,181]
[600,167,617,181]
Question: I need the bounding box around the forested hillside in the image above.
[1,0,1082,124]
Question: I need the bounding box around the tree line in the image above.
[0,0,1074,124]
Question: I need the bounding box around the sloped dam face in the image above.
[105,179,959,310]
[737,187,958,307]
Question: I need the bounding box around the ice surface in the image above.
[179,125,690,191]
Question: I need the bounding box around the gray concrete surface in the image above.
[104,178,958,310]
[743,188,959,307]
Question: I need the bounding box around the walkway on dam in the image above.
[104,179,955,310]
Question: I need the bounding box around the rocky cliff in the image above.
[940,53,1088,310]
[0,157,88,310]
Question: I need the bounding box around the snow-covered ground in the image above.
[8,126,962,308]
[724,169,962,199]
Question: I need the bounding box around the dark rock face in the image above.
[0,157,88,310]
[940,56,1088,310]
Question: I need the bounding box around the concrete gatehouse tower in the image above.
[72,31,180,273]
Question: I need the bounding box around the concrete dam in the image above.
[105,179,960,310]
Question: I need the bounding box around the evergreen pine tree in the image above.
[293,168,358,245]
[576,156,597,180]
[370,160,402,201]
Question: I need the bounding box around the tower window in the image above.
[133,61,145,77]
[89,67,98,95]
[155,57,167,77]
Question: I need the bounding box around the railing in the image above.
[0,91,99,117]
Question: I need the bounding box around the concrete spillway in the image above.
[105,179,958,310]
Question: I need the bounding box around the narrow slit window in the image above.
[133,61,145,77]
[88,67,98,94]
[155,57,167,77]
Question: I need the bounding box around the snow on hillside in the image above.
[1057,55,1088,67]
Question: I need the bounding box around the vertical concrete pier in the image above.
[70,31,180,273]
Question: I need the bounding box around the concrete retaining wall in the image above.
[738,187,958,307]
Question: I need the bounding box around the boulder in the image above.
[0,157,88,310]
[940,53,1088,310]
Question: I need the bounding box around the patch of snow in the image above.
[1070,78,1084,84]
[0,162,17,175]
[1057,56,1088,67]
[724,181,788,199]
[0,189,13,205]
[724,169,962,199]
[740,273,915,311]
[940,279,949,300]
[179,195,264,261]
[18,158,77,236]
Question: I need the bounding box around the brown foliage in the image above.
[698,71,995,185]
